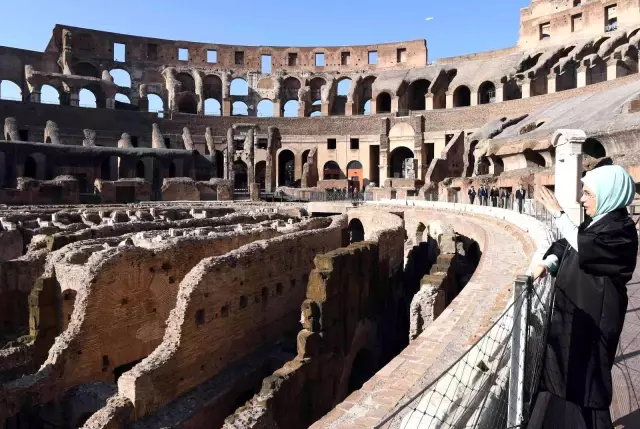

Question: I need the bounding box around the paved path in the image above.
[612,257,640,428]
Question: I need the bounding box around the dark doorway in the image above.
[348,349,375,393]
[348,218,365,244]
[113,358,143,382]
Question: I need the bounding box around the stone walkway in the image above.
[612,258,640,428]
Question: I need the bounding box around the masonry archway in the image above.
[346,160,363,191]
[348,218,365,244]
[390,147,415,179]
[408,79,430,110]
[255,161,266,190]
[323,161,342,180]
[278,150,295,187]
[176,72,195,93]
[233,160,248,190]
[453,85,471,107]
[583,138,606,159]
[376,92,391,113]
[478,81,496,104]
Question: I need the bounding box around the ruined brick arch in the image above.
[376,92,392,113]
[109,68,132,88]
[357,76,376,114]
[81,83,106,108]
[452,85,471,107]
[278,149,295,187]
[202,74,223,101]
[583,138,606,159]
[282,76,301,102]
[523,149,546,168]
[73,61,101,78]
[177,92,198,114]
[477,81,496,104]
[257,77,274,90]
[41,84,60,105]
[407,78,431,110]
[331,77,352,116]
[176,72,196,93]
[257,99,274,117]
[308,77,326,102]
[0,80,22,101]
[230,77,249,96]
[232,101,248,116]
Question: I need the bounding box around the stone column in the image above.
[273,100,282,117]
[494,85,504,103]
[29,89,41,103]
[222,98,232,116]
[106,97,115,109]
[470,89,479,106]
[425,94,434,110]
[391,96,400,114]
[321,102,330,116]
[521,79,531,99]
[607,58,628,80]
[547,73,557,94]
[577,65,587,88]
[445,92,453,109]
[552,129,586,225]
[370,98,377,114]
[68,88,80,107]
[345,101,355,116]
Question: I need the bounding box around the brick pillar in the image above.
[494,85,504,103]
[321,102,330,116]
[29,90,41,103]
[445,92,453,109]
[391,96,400,114]
[273,100,282,117]
[222,98,232,116]
[370,98,377,114]
[425,93,434,110]
[106,97,115,109]
[521,79,531,99]
[547,73,557,94]
[470,90,478,106]
[69,88,80,107]
[577,65,587,88]
[345,101,355,116]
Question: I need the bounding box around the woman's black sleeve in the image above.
[578,225,638,277]
[543,238,569,262]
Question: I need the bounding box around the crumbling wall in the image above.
[161,178,200,201]
[95,179,151,204]
[0,177,79,205]
[117,216,346,420]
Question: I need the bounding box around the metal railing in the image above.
[373,201,559,429]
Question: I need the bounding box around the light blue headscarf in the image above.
[581,165,636,223]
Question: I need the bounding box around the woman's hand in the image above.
[532,264,548,280]
[535,187,562,214]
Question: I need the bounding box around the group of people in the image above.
[467,184,528,213]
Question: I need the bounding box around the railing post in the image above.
[508,275,530,428]
[522,275,534,423]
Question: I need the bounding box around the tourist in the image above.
[500,188,509,209]
[515,184,526,213]
[468,185,476,204]
[533,165,638,429]
[477,185,486,206]
[490,185,499,207]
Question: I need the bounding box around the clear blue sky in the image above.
[1,0,531,60]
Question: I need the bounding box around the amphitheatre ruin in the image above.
[0,0,640,428]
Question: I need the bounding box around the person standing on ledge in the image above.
[533,165,638,429]
[516,184,527,213]
[468,185,476,205]
[490,185,499,207]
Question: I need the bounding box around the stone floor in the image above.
[612,258,640,428]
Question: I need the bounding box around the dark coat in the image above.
[541,208,638,408]
[490,189,499,198]
[516,189,526,200]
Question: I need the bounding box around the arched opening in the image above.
[331,78,351,116]
[346,160,363,191]
[523,150,546,168]
[503,79,522,101]
[257,99,274,117]
[283,100,299,117]
[348,218,365,244]
[41,85,60,105]
[453,85,471,107]
[178,94,197,114]
[232,101,248,116]
[79,88,97,108]
[376,92,391,113]
[168,162,177,178]
[24,156,37,179]
[115,94,130,104]
[176,72,195,93]
[278,150,295,187]
[148,93,164,114]
[204,98,221,116]
[135,160,145,179]
[323,161,342,180]
[255,161,266,190]
[215,151,224,178]
[309,100,322,117]
[478,81,496,104]
[363,100,371,115]
[390,147,415,178]
[0,80,22,101]
[202,74,222,100]
[587,62,607,85]
[583,138,606,159]
[347,348,375,393]
[109,69,131,88]
[557,64,578,91]
[233,160,248,190]
[408,79,430,110]
[74,62,100,78]
[230,78,249,96]
[100,157,113,180]
[476,156,490,176]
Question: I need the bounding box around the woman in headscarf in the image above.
[533,165,638,429]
